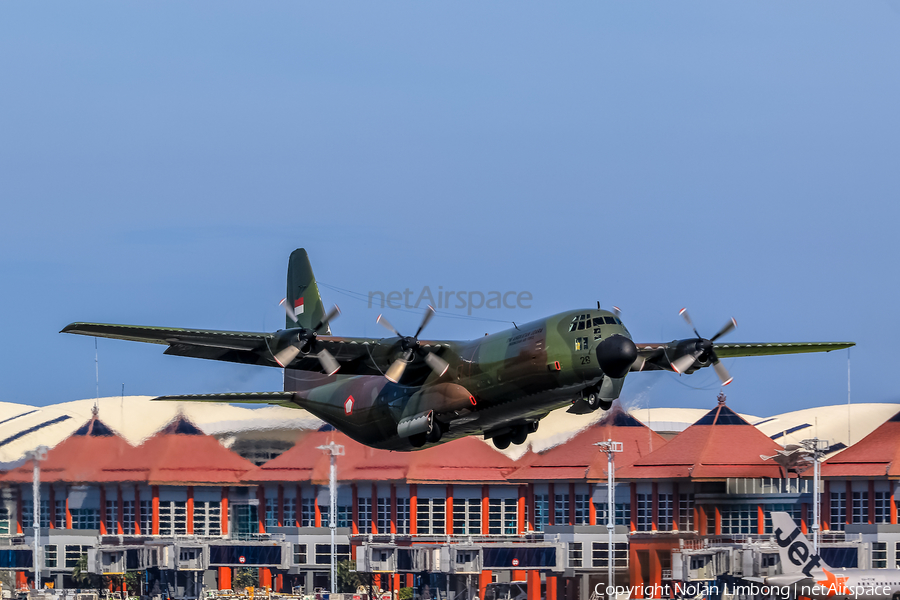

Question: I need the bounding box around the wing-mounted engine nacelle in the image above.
[670,338,715,373]
[398,383,476,448]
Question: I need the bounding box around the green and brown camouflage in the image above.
[62,249,855,452]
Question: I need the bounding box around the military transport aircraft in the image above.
[747,512,900,599]
[62,249,854,452]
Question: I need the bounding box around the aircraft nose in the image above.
[595,334,638,378]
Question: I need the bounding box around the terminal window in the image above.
[874,492,890,523]
[554,493,570,526]
[44,545,57,568]
[265,498,278,529]
[574,494,590,525]
[852,491,868,524]
[315,544,349,565]
[71,508,100,530]
[720,504,757,534]
[678,494,695,531]
[65,545,90,569]
[122,500,135,534]
[830,492,847,531]
[534,494,549,532]
[376,497,390,534]
[636,494,651,531]
[453,498,481,535]
[300,498,315,527]
[358,497,372,534]
[488,498,517,535]
[569,542,583,568]
[417,497,446,535]
[763,504,802,534]
[396,498,410,534]
[159,501,187,536]
[658,494,674,531]
[193,501,221,536]
[283,497,296,527]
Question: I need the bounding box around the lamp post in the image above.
[317,442,345,594]
[800,438,829,553]
[26,446,48,590]
[595,440,623,595]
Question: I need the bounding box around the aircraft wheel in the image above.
[599,399,613,411]
[409,433,427,448]
[586,392,599,410]
[426,420,443,444]
[511,426,528,445]
[493,434,511,450]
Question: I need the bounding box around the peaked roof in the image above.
[617,398,784,480]
[508,407,667,482]
[245,429,519,485]
[820,410,900,478]
[3,414,132,484]
[90,416,257,485]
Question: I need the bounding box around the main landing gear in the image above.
[409,419,444,448]
[491,421,539,450]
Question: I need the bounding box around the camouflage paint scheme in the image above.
[63,249,855,452]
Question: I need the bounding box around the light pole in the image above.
[26,446,48,590]
[317,442,345,594]
[800,438,829,553]
[595,440,623,595]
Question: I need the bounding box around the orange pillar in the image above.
[512,570,527,582]
[588,484,596,526]
[446,484,453,536]
[527,570,541,600]
[187,486,194,535]
[481,485,489,534]
[629,547,643,598]
[891,487,898,525]
[296,484,303,527]
[651,482,658,531]
[314,485,322,527]
[221,487,229,535]
[151,485,160,535]
[548,483,555,526]
[698,505,707,536]
[393,574,401,595]
[372,483,379,534]
[373,574,381,589]
[714,506,721,535]
[276,574,284,593]
[390,484,397,534]
[406,574,414,588]
[569,483,576,526]
[277,485,284,528]
[672,483,679,531]
[65,488,72,529]
[218,568,231,590]
[546,576,557,600]
[757,505,765,535]
[15,572,27,590]
[259,568,272,590]
[650,549,662,598]
[479,570,492,600]
[351,483,359,534]
[410,484,418,535]
[518,486,526,534]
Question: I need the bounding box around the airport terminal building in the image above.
[0,395,898,600]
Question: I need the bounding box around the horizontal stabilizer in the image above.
[153,391,300,407]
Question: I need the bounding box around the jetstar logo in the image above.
[816,569,849,596]
[345,395,354,415]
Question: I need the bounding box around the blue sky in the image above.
[1,2,898,418]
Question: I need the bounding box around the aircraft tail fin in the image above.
[285,249,329,333]
[771,511,831,573]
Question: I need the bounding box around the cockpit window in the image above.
[593,318,604,327]
[615,317,623,325]
[577,321,585,330]
[604,316,616,325]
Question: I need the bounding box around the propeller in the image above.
[670,308,737,385]
[273,304,342,375]
[377,306,449,384]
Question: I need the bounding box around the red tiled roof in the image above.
[821,410,900,478]
[91,416,257,485]
[508,410,667,482]
[3,418,132,484]
[245,428,519,485]
[617,402,784,480]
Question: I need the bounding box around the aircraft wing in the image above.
[712,341,854,357]
[633,341,854,372]
[60,322,388,374]
[153,391,300,407]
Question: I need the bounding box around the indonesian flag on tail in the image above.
[294,297,304,316]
